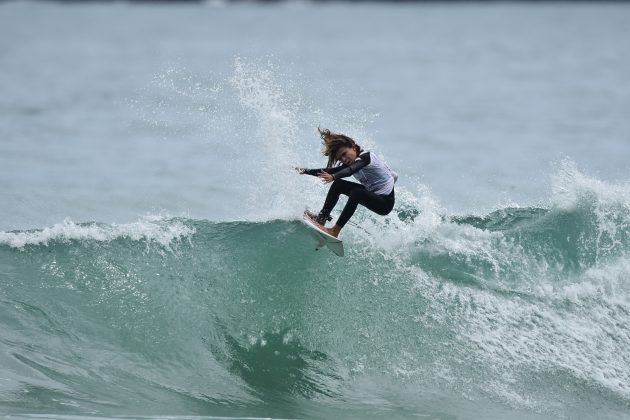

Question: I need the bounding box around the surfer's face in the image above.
[336,146,357,166]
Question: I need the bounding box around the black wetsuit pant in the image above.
[320,179,395,228]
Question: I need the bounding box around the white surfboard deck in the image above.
[301,213,344,257]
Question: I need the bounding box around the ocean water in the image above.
[1,1,630,419]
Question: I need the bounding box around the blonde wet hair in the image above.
[318,128,362,168]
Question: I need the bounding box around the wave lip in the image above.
[0,216,195,249]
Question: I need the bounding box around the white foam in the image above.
[551,159,630,266]
[461,283,630,402]
[560,257,630,305]
[0,216,195,249]
[551,159,630,209]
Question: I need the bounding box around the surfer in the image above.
[295,128,398,238]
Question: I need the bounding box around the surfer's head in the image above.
[318,128,362,168]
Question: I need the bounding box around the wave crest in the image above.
[0,216,195,249]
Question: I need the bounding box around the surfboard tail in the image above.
[327,241,344,257]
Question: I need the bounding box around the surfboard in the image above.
[301,212,344,257]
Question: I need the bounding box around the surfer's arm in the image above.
[327,153,370,180]
[297,153,370,179]
[299,166,347,177]
[300,168,325,176]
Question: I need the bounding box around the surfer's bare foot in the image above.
[322,225,341,238]
[304,210,330,226]
[304,210,318,221]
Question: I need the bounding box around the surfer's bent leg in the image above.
[318,179,364,222]
[336,188,395,228]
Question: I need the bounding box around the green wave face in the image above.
[1,200,630,419]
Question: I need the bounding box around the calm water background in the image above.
[1,2,630,420]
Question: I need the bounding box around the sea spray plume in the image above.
[551,158,630,264]
[226,58,378,222]
[133,58,383,222]
[229,58,306,219]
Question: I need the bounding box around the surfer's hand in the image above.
[293,166,306,174]
[318,171,334,183]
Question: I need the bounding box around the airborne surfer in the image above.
[295,128,398,238]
